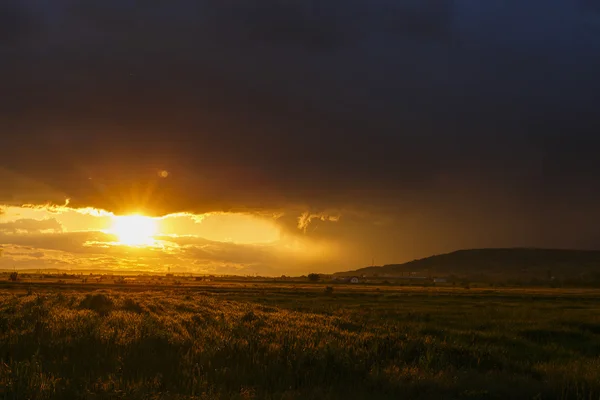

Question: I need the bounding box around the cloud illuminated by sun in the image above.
[109,215,158,246]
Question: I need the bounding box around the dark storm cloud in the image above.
[0,168,67,206]
[2,0,600,263]
[205,0,355,51]
[580,0,600,15]
[0,1,43,45]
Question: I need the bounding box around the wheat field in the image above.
[1,283,600,399]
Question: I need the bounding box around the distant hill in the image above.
[336,248,600,281]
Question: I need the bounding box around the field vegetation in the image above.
[1,282,600,399]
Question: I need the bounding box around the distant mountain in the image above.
[336,248,600,281]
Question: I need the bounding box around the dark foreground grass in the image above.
[1,285,600,399]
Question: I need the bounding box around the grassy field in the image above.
[1,283,600,399]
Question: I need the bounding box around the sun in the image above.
[109,215,158,246]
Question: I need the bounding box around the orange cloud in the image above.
[0,218,63,234]
[297,211,341,233]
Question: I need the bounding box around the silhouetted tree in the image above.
[308,273,320,282]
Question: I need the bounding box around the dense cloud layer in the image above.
[2,0,600,266]
[0,207,341,275]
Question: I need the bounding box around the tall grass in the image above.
[0,287,599,399]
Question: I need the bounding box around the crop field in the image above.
[1,283,600,399]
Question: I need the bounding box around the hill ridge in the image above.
[336,248,600,280]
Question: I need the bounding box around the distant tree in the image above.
[308,273,320,282]
[9,272,18,281]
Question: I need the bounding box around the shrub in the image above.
[324,286,334,295]
[121,298,144,313]
[241,311,258,322]
[308,273,320,282]
[79,293,114,315]
[9,272,18,281]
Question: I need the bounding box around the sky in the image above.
[1,0,600,275]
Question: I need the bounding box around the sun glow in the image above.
[109,215,158,246]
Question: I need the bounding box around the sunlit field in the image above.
[1,281,600,399]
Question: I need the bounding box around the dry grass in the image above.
[1,285,600,399]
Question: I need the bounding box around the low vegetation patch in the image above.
[0,286,599,399]
[78,293,114,315]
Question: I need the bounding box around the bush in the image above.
[9,272,18,281]
[241,310,258,323]
[121,298,143,313]
[324,286,334,295]
[79,293,114,315]
[308,273,320,282]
